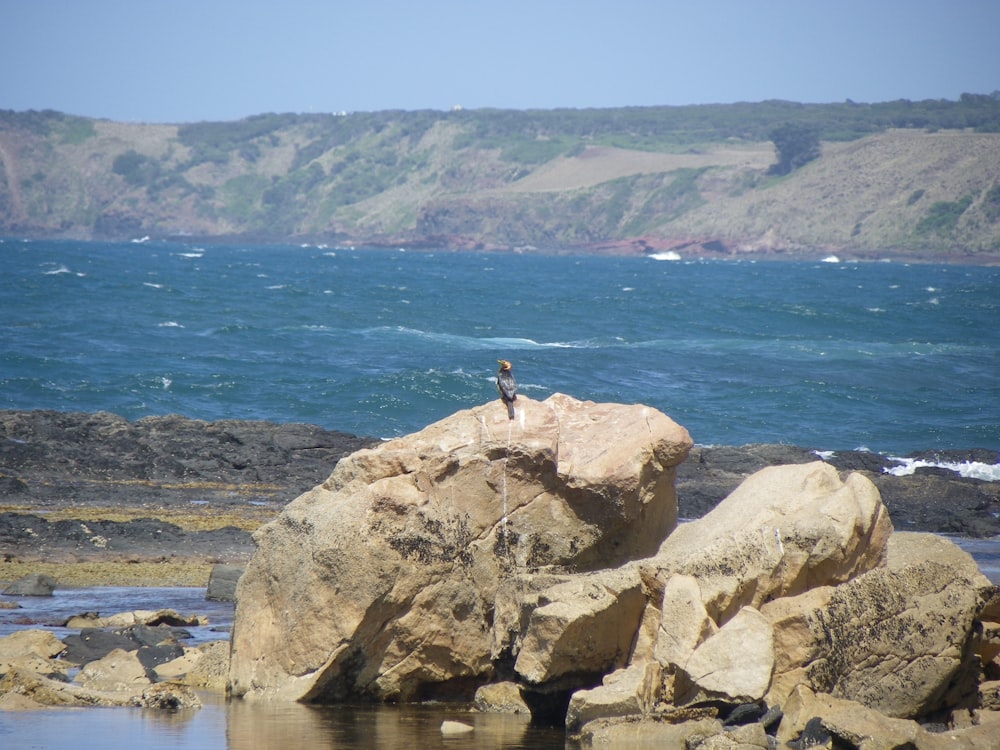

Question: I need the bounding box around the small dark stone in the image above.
[62,628,139,664]
[722,701,767,725]
[135,643,185,671]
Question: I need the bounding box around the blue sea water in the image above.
[2,238,998,454]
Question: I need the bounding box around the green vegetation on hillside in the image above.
[2,95,1000,259]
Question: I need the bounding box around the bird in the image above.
[496,359,517,420]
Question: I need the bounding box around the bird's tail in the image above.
[506,401,515,420]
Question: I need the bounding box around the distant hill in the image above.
[2,97,999,261]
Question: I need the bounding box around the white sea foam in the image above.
[157,321,183,328]
[143,282,164,289]
[648,251,681,261]
[43,265,72,275]
[884,458,1000,481]
[821,255,840,263]
[177,252,203,258]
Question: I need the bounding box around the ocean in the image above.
[1,237,999,746]
[2,238,998,458]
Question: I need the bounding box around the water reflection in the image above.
[0,695,569,750]
[224,699,565,750]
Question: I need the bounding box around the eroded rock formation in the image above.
[225,397,999,747]
[228,394,691,701]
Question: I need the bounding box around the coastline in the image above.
[1,409,998,588]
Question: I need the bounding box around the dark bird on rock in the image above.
[496,359,517,420]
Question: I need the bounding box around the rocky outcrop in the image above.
[225,400,998,747]
[228,394,692,702]
[0,410,376,564]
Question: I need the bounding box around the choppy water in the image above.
[3,238,998,453]
[2,238,999,748]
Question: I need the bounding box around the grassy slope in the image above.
[1,112,999,260]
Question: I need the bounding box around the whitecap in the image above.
[884,458,1000,481]
[821,255,840,263]
[177,252,203,258]
[648,251,681,261]
[143,282,164,289]
[43,265,72,275]
[157,321,183,328]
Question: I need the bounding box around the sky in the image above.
[4,0,998,124]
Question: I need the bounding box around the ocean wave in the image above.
[884,457,1000,481]
[365,327,601,350]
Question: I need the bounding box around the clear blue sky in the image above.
[4,0,998,123]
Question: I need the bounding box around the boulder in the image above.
[565,662,661,731]
[206,564,243,602]
[74,648,152,692]
[472,681,529,714]
[653,573,716,670]
[513,566,646,685]
[229,395,691,702]
[0,666,200,709]
[776,684,920,749]
[643,462,893,625]
[154,640,230,691]
[0,629,70,678]
[63,608,206,629]
[2,572,57,596]
[760,532,994,718]
[676,606,774,705]
[575,713,725,747]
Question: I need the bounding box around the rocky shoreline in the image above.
[1,409,997,587]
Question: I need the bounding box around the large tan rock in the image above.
[514,567,646,685]
[761,532,994,719]
[74,648,151,692]
[0,629,71,680]
[776,684,920,749]
[229,395,691,702]
[0,666,200,709]
[653,573,716,669]
[643,462,893,625]
[154,640,230,691]
[677,606,774,705]
[63,609,206,629]
[565,662,661,731]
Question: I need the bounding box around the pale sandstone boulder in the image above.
[776,684,921,749]
[473,681,529,714]
[514,566,646,685]
[676,606,774,705]
[0,666,200,709]
[761,532,994,718]
[154,640,230,691]
[565,661,661,731]
[575,714,725,747]
[63,609,206,629]
[229,395,691,702]
[653,573,717,670]
[0,629,71,679]
[74,648,152,692]
[643,461,893,625]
